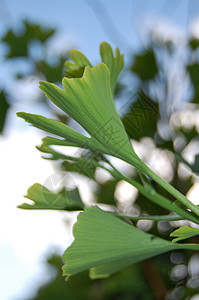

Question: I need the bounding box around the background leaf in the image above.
[18,183,84,211]
[1,20,55,58]
[0,90,10,133]
[121,91,159,140]
[131,49,158,81]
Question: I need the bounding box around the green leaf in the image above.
[170,225,199,243]
[18,43,199,219]
[189,37,199,50]
[100,42,124,93]
[95,180,117,205]
[23,20,55,43]
[0,91,10,133]
[18,183,84,211]
[64,41,124,95]
[64,49,92,78]
[62,160,96,180]
[121,91,159,140]
[135,193,169,216]
[62,149,105,180]
[131,49,158,81]
[39,63,138,163]
[62,206,181,278]
[37,143,73,160]
[2,20,55,58]
[36,56,67,83]
[16,112,91,148]
[187,63,199,103]
[41,136,81,147]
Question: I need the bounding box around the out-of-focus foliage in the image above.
[131,49,158,81]
[32,252,199,300]
[0,20,69,134]
[31,253,168,300]
[0,90,10,133]
[2,20,55,58]
[121,91,159,140]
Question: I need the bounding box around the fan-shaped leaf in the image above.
[100,42,124,93]
[64,49,92,78]
[62,206,181,278]
[39,63,138,163]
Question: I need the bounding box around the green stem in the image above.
[121,174,199,225]
[113,213,185,222]
[142,162,199,217]
[56,151,199,225]
[104,162,199,225]
[178,243,199,251]
[125,155,199,219]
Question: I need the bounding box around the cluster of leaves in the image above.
[0,20,69,134]
[16,33,199,299]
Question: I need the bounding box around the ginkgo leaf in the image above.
[100,42,124,93]
[62,206,184,279]
[17,112,92,148]
[37,143,101,180]
[37,143,73,160]
[17,43,199,219]
[64,49,92,78]
[39,63,138,163]
[170,225,199,243]
[64,41,124,94]
[18,183,84,210]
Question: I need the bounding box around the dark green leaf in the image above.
[62,160,96,180]
[131,49,158,81]
[189,37,199,50]
[0,91,10,133]
[23,20,55,43]
[135,193,169,215]
[95,180,117,205]
[191,154,199,173]
[187,63,199,103]
[122,91,159,140]
[36,56,67,82]
[2,20,55,58]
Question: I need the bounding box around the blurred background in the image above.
[1,0,199,299]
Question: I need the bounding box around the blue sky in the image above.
[1,0,197,60]
[1,1,199,299]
